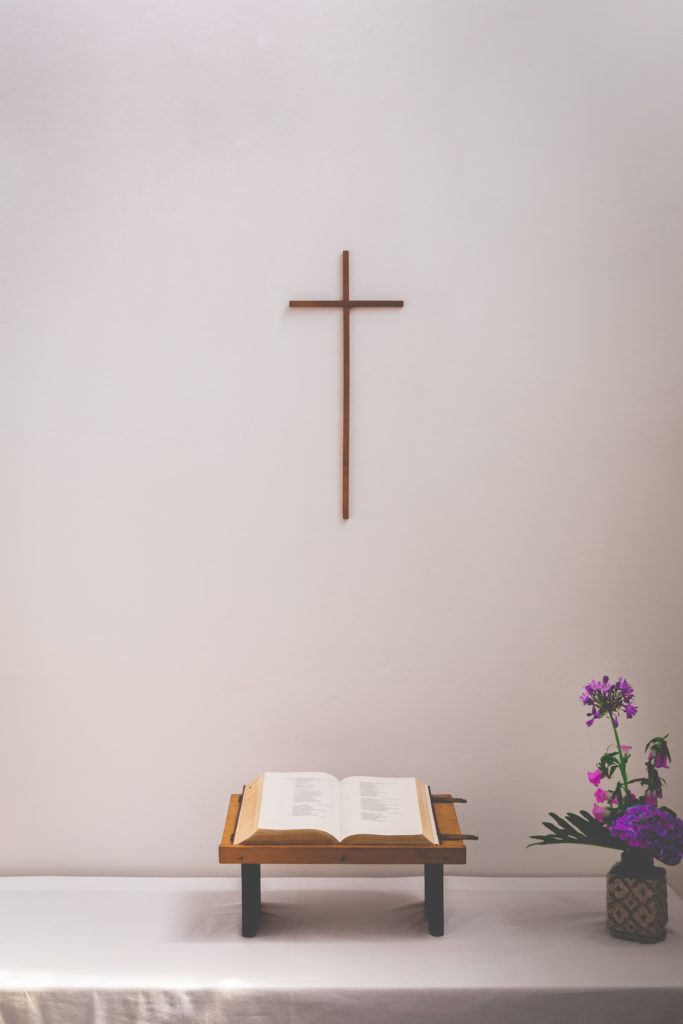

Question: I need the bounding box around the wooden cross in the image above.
[289,250,404,519]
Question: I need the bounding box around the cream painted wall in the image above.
[1,1,682,894]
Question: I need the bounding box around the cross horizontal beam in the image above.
[289,299,403,308]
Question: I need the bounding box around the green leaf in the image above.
[529,810,624,851]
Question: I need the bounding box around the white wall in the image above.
[1,0,682,894]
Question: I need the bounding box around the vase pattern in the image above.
[606,869,668,943]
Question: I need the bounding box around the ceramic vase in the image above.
[606,849,667,943]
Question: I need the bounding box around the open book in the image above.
[234,772,438,846]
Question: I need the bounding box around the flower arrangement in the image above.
[530,677,683,868]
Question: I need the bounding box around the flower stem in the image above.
[610,714,630,806]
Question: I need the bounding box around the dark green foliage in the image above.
[597,751,621,779]
[528,810,624,851]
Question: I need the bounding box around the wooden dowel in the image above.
[439,834,479,841]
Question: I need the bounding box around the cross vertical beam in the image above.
[289,250,404,519]
[342,250,350,519]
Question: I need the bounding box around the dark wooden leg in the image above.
[241,864,261,937]
[424,864,444,936]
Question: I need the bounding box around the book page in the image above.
[257,771,342,840]
[425,786,438,841]
[339,776,424,838]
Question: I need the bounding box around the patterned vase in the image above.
[606,849,667,943]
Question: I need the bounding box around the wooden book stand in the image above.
[219,789,475,936]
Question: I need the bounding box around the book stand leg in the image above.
[241,864,445,937]
[241,864,261,937]
[424,864,444,936]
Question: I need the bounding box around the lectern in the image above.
[219,789,475,936]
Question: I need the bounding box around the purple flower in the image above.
[587,769,603,786]
[579,676,638,726]
[593,787,609,804]
[647,736,671,770]
[609,805,683,866]
[593,803,607,823]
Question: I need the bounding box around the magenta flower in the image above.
[647,736,671,770]
[587,769,603,786]
[593,787,609,804]
[580,676,638,726]
[593,803,607,823]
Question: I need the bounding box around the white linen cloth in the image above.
[0,875,681,1024]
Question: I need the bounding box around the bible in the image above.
[233,772,438,846]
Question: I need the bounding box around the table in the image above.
[0,876,681,1023]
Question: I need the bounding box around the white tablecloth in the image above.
[0,875,681,1023]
